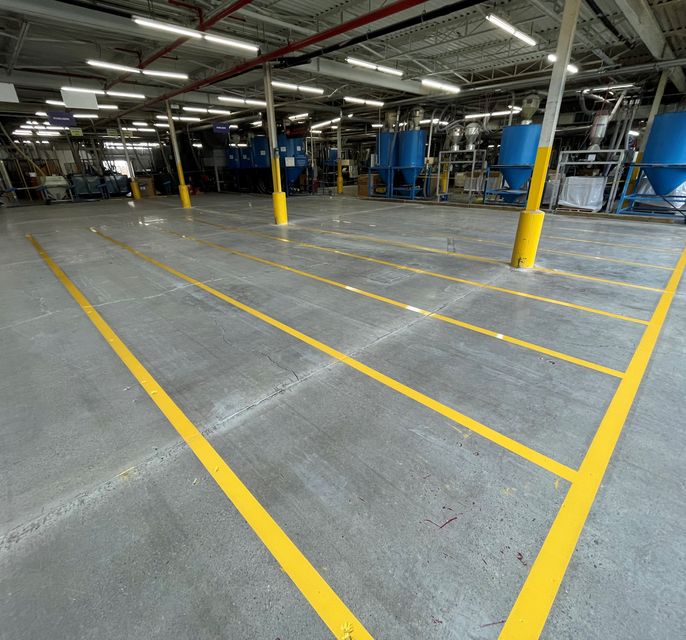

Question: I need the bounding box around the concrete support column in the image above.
[263,62,288,225]
[510,0,581,269]
[165,101,191,209]
[118,118,141,200]
[336,109,343,194]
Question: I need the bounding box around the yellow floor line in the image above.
[192,218,650,326]
[91,227,577,483]
[164,228,624,379]
[294,226,666,292]
[360,228,673,271]
[27,233,373,640]
[544,233,682,255]
[499,242,686,639]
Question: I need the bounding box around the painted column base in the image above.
[130,180,142,200]
[273,191,288,225]
[179,184,192,209]
[510,209,545,268]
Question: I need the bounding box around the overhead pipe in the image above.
[110,0,432,121]
[106,0,255,90]
[278,0,486,69]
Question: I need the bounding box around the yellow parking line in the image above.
[91,227,577,482]
[371,229,672,270]
[295,226,666,292]
[193,218,650,326]
[164,228,624,379]
[27,233,374,640]
[545,234,682,255]
[499,243,686,639]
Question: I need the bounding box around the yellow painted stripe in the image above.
[27,233,373,640]
[91,227,577,482]
[193,218,650,326]
[166,229,624,379]
[295,226,666,292]
[545,234,682,255]
[499,243,686,639]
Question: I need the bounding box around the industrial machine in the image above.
[617,111,686,220]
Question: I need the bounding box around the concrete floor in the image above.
[1,193,684,639]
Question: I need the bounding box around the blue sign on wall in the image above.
[47,111,77,127]
[213,122,231,134]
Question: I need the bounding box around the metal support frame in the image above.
[435,149,487,204]
[117,118,141,200]
[550,149,630,213]
[616,163,686,220]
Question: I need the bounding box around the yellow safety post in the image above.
[118,118,142,200]
[263,62,288,224]
[165,101,191,209]
[510,0,581,268]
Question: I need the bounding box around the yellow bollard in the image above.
[510,209,545,268]
[337,159,344,194]
[178,184,192,209]
[272,191,288,225]
[130,179,142,200]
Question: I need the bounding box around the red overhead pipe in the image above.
[106,0,255,89]
[113,0,431,119]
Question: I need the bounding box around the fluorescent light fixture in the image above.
[35,111,48,116]
[311,119,333,130]
[486,14,536,46]
[345,57,403,77]
[61,86,105,95]
[271,80,324,95]
[419,118,450,125]
[73,113,98,118]
[288,112,310,120]
[371,124,383,128]
[203,34,259,52]
[465,108,521,119]
[192,143,203,147]
[133,16,202,38]
[132,121,148,126]
[183,107,208,113]
[13,130,32,135]
[154,123,170,128]
[178,116,201,121]
[250,120,263,126]
[218,96,267,107]
[46,99,65,106]
[629,130,640,136]
[343,96,384,107]
[87,59,139,73]
[421,78,461,94]
[107,91,146,99]
[592,84,634,91]
[142,69,189,79]
[207,108,232,115]
[98,104,119,110]
[136,128,155,132]
[545,54,579,73]
[41,131,61,136]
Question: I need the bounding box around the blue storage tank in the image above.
[277,134,307,189]
[226,147,240,169]
[397,129,426,185]
[251,136,271,168]
[642,111,686,195]
[498,124,542,190]
[377,131,398,168]
[239,146,252,169]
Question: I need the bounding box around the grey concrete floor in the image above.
[1,193,684,639]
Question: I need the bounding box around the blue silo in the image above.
[226,147,240,169]
[397,129,426,185]
[499,124,542,191]
[642,112,686,195]
[239,146,252,169]
[251,136,271,168]
[277,134,307,191]
[377,131,398,168]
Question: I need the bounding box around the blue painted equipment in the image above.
[616,111,686,220]
[397,129,426,186]
[226,148,240,169]
[251,136,270,169]
[278,134,308,193]
[377,132,398,168]
[484,124,541,205]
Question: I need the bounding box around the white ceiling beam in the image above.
[613,0,686,91]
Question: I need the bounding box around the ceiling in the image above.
[0,0,684,133]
